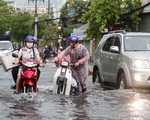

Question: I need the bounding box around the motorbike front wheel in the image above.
[57,81,66,95]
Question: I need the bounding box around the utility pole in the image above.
[29,0,45,48]
[47,0,51,25]
[48,0,50,19]
[35,0,38,40]
[29,0,44,48]
[65,0,69,47]
[28,0,38,48]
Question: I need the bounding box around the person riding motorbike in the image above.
[43,46,50,63]
[57,46,63,54]
[52,35,89,93]
[14,35,43,94]
[54,46,65,67]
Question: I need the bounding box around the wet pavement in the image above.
[0,61,150,120]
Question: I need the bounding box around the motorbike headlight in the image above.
[132,60,149,69]
[61,61,69,67]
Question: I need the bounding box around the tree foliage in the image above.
[0,1,61,47]
[42,22,58,41]
[38,24,59,48]
[10,13,50,44]
[79,0,142,40]
[0,0,12,35]
[36,14,49,38]
[10,12,34,42]
[60,0,90,35]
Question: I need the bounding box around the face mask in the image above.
[26,42,33,48]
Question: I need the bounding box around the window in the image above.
[102,37,114,52]
[113,36,121,51]
[124,36,150,51]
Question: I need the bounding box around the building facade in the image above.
[138,0,150,32]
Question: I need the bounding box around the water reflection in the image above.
[70,94,90,120]
[9,103,41,120]
[130,99,145,111]
[128,93,150,120]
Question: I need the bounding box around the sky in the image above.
[12,0,67,18]
[13,0,66,7]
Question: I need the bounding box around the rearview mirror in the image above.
[12,53,18,58]
[110,46,119,53]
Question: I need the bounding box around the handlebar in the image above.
[19,60,40,68]
[54,60,75,67]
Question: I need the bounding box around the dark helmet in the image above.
[68,35,79,43]
[25,35,37,42]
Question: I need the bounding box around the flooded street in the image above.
[1,62,150,120]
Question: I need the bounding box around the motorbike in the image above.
[12,53,39,93]
[53,58,78,95]
[42,54,50,64]
[40,52,49,64]
[41,51,57,64]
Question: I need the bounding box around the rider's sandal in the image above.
[14,91,19,94]
[10,85,16,89]
[82,88,87,92]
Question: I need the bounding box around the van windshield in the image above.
[0,42,13,50]
[124,36,150,51]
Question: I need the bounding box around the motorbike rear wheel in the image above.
[23,85,34,93]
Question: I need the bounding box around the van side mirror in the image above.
[110,46,119,53]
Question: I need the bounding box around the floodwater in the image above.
[1,62,150,120]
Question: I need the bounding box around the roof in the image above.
[106,32,150,37]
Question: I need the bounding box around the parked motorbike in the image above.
[12,53,39,93]
[53,58,78,95]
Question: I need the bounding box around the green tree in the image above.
[10,12,34,42]
[37,14,50,39]
[10,12,49,44]
[42,21,59,44]
[0,0,12,35]
[79,0,142,40]
[60,0,90,35]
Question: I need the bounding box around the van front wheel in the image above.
[93,69,100,84]
[118,73,127,90]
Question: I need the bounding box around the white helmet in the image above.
[59,46,63,50]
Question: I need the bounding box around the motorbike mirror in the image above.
[12,53,18,58]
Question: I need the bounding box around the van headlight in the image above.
[134,74,142,81]
[132,60,149,68]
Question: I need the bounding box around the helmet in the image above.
[33,36,37,43]
[25,35,37,42]
[45,46,48,48]
[68,35,79,43]
[59,46,63,50]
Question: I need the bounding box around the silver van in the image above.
[0,41,13,56]
[93,30,150,89]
